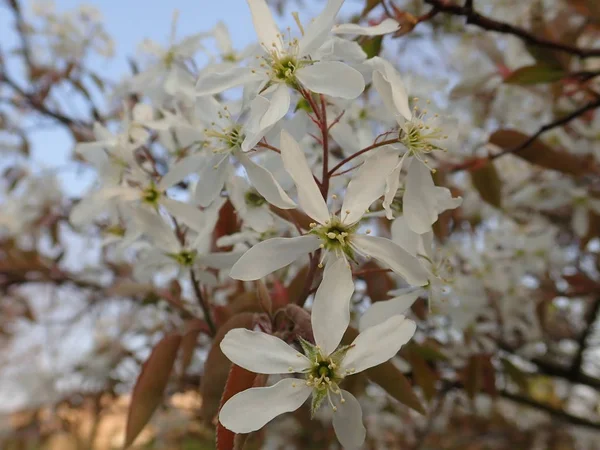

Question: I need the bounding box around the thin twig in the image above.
[190,269,216,336]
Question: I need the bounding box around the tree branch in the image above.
[423,0,600,58]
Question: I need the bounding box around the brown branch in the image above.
[423,0,600,58]
[190,269,216,336]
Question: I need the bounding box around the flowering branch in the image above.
[328,138,400,176]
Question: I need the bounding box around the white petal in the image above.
[247,0,282,53]
[202,251,243,269]
[214,21,233,54]
[332,18,400,36]
[332,390,366,449]
[296,62,364,99]
[359,290,422,332]
[279,130,330,224]
[243,206,274,233]
[352,235,428,286]
[196,67,260,95]
[382,153,406,220]
[370,57,412,121]
[221,329,311,374]
[229,235,321,280]
[195,155,229,207]
[342,147,399,225]
[160,197,205,234]
[312,257,354,356]
[133,207,180,254]
[219,379,311,434]
[329,120,360,154]
[259,84,290,130]
[404,161,462,234]
[237,151,296,209]
[390,215,421,256]
[298,0,344,56]
[158,153,205,190]
[341,315,416,374]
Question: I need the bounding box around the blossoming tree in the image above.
[1,0,600,448]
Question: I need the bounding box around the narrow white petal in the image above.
[332,390,366,449]
[214,21,233,54]
[247,0,282,53]
[404,161,462,234]
[359,290,423,332]
[382,153,407,220]
[259,84,291,130]
[298,0,344,56]
[332,18,400,36]
[221,329,311,374]
[342,147,399,225]
[160,197,205,234]
[370,58,412,121]
[202,251,243,270]
[573,205,589,237]
[229,235,321,280]
[296,62,364,99]
[133,207,181,254]
[243,206,274,233]
[238,151,296,209]
[341,315,416,374]
[194,156,229,207]
[312,257,354,356]
[279,130,330,224]
[196,67,260,95]
[390,216,421,256]
[352,235,428,286]
[219,379,311,433]
[159,153,205,190]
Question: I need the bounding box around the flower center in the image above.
[399,101,449,170]
[169,249,197,267]
[310,218,357,260]
[204,123,244,154]
[141,185,162,206]
[244,190,266,208]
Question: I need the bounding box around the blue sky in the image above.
[2,0,364,193]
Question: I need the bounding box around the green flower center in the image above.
[310,218,357,260]
[245,191,266,207]
[204,124,244,153]
[141,185,162,205]
[169,250,197,267]
[399,105,449,170]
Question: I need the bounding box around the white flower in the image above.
[196,0,365,132]
[218,308,416,448]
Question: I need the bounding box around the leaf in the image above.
[360,260,395,302]
[405,341,449,362]
[470,161,502,208]
[216,364,258,450]
[286,265,309,305]
[489,129,599,176]
[269,205,313,230]
[255,280,272,315]
[200,313,256,421]
[361,35,383,59]
[406,352,437,402]
[503,64,566,85]
[342,327,425,414]
[501,357,529,392]
[179,319,211,377]
[124,333,182,449]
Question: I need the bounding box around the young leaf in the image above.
[124,333,182,449]
[489,129,599,176]
[216,364,258,450]
[470,161,502,208]
[406,352,438,402]
[200,313,256,421]
[503,64,566,85]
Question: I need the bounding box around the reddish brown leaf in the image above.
[216,364,258,450]
[470,161,502,208]
[179,319,210,377]
[360,260,396,302]
[200,313,256,421]
[255,280,272,315]
[463,355,483,400]
[406,351,438,402]
[269,205,313,230]
[124,333,182,448]
[489,129,598,176]
[285,265,309,305]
